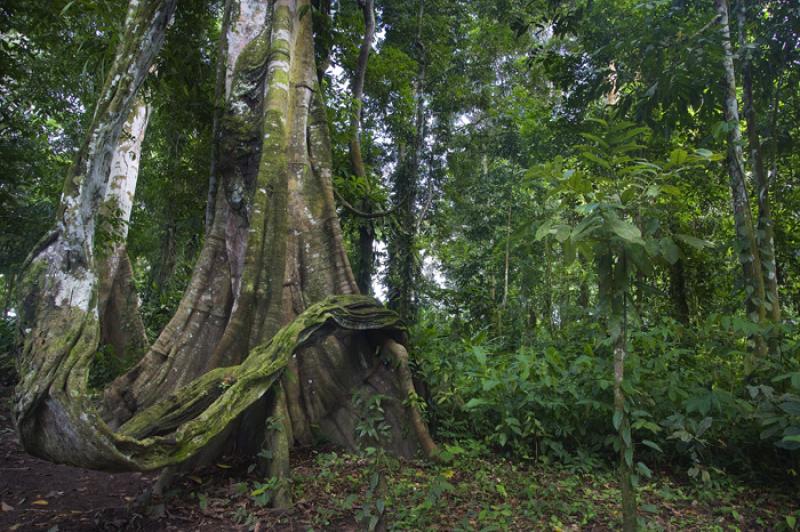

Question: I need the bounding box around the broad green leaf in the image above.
[641,439,663,453]
[675,233,712,249]
[660,237,680,265]
[464,398,489,410]
[535,219,554,241]
[780,401,800,417]
[606,215,644,245]
[613,410,623,430]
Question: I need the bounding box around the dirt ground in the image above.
[0,385,354,531]
[0,385,165,531]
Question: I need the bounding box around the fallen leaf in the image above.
[216,463,232,469]
[32,499,48,506]
[189,475,203,484]
[1,501,13,512]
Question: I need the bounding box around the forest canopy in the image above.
[0,0,799,529]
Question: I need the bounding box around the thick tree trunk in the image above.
[15,0,177,466]
[16,0,436,481]
[715,0,767,347]
[736,0,780,322]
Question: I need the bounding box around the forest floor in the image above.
[1,384,798,531]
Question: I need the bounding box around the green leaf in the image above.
[675,233,712,249]
[641,439,663,453]
[669,148,688,166]
[535,220,554,241]
[780,401,800,417]
[496,483,508,498]
[660,237,681,265]
[554,224,571,242]
[607,215,644,245]
[624,446,633,467]
[579,132,609,148]
[581,150,611,169]
[563,237,577,266]
[482,379,500,392]
[464,398,488,410]
[613,410,623,430]
[622,426,632,447]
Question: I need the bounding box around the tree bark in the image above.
[715,0,767,346]
[669,259,691,325]
[96,96,150,362]
[736,0,780,322]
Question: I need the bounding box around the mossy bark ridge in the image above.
[15,0,437,479]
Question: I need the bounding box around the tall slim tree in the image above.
[350,0,377,294]
[388,0,426,322]
[736,0,780,322]
[715,0,767,346]
[96,95,151,364]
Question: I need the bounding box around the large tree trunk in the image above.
[97,96,150,363]
[15,0,436,482]
[15,0,178,466]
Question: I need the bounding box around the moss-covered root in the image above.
[17,295,414,473]
[265,382,292,508]
[381,339,440,462]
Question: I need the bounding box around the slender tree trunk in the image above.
[351,0,376,295]
[502,204,511,308]
[669,259,691,325]
[389,0,425,322]
[736,0,780,323]
[598,251,637,531]
[715,0,767,354]
[205,0,233,233]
